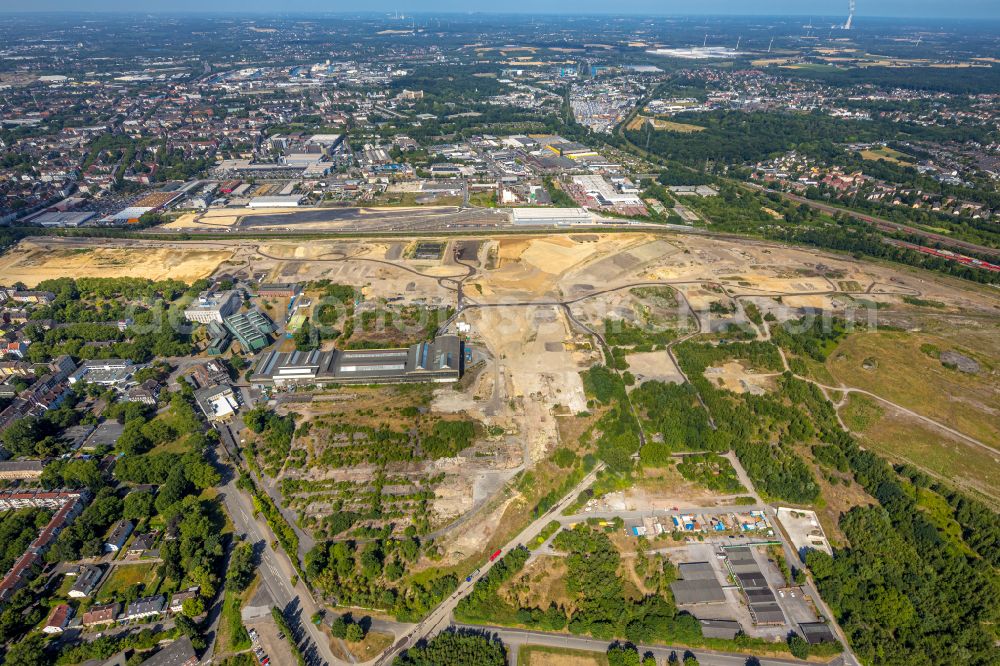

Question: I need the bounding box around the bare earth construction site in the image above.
[3,225,999,664]
[10,231,998,518]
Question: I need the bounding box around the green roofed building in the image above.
[206,321,230,356]
[224,309,274,353]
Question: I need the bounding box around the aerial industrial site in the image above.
[0,3,998,666]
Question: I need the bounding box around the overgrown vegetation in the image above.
[676,453,745,493]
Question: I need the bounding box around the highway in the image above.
[374,462,606,666]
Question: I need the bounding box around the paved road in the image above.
[375,462,606,665]
[456,623,815,666]
[213,443,342,666]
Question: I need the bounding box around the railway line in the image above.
[747,184,1000,260]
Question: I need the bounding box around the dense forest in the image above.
[806,431,1000,665]
[394,630,507,666]
[771,63,1000,96]
[627,107,990,170]
[305,535,458,622]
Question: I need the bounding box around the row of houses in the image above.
[0,490,89,603]
[0,355,76,443]
[46,586,202,634]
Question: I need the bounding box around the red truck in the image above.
[489,549,502,562]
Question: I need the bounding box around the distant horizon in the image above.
[2,3,1000,21]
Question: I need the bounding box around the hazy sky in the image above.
[3,0,1000,19]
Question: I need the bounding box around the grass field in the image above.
[915,487,975,556]
[344,630,394,661]
[96,563,159,601]
[518,645,608,666]
[218,576,256,653]
[840,393,884,431]
[859,146,913,165]
[649,118,705,133]
[827,330,999,451]
[841,396,1000,508]
[779,62,843,72]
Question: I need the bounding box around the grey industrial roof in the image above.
[737,573,770,590]
[252,335,462,385]
[725,546,756,563]
[799,622,837,644]
[84,421,124,448]
[745,587,777,603]
[258,282,299,292]
[699,619,741,639]
[670,579,726,604]
[730,561,764,575]
[678,561,717,580]
[0,461,44,472]
[749,602,785,625]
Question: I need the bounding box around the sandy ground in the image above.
[704,361,776,394]
[598,465,746,511]
[626,351,684,384]
[0,240,232,286]
[8,229,999,558]
[461,305,597,464]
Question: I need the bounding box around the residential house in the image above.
[139,635,198,666]
[125,379,160,406]
[168,587,200,615]
[69,564,103,598]
[43,604,73,634]
[127,533,156,558]
[121,595,165,622]
[104,519,134,553]
[82,602,119,626]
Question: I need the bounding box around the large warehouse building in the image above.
[250,335,462,388]
[511,207,595,226]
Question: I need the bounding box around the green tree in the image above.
[787,633,810,659]
[182,597,206,617]
[345,623,364,642]
[294,320,318,351]
[123,491,155,521]
[3,632,48,665]
[394,630,506,666]
[330,616,348,638]
[227,541,256,592]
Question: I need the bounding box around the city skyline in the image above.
[4,1,1000,19]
